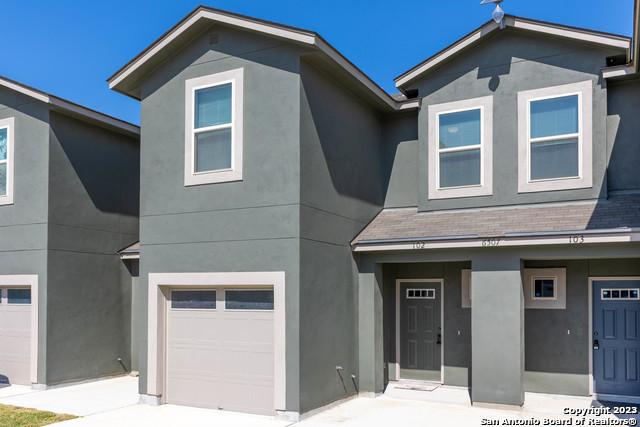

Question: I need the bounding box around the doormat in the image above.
[394,383,440,392]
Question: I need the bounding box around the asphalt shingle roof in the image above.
[352,195,640,245]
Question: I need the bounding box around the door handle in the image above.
[436,333,442,345]
[593,339,599,350]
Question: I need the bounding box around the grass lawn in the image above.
[0,404,76,426]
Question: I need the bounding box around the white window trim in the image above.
[531,276,558,301]
[523,268,566,309]
[428,96,493,200]
[0,117,15,206]
[184,68,244,186]
[517,80,593,193]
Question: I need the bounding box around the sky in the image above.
[2,0,634,125]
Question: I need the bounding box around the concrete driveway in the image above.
[0,377,636,426]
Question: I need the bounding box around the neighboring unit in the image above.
[0,77,139,388]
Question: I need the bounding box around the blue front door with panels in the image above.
[592,280,640,396]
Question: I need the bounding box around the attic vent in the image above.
[405,88,419,99]
[606,54,628,67]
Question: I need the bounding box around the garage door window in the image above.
[7,289,31,305]
[171,290,216,309]
[225,290,274,310]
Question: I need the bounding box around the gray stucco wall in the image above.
[137,25,303,411]
[395,29,624,211]
[46,112,139,384]
[0,87,50,384]
[606,78,640,193]
[298,60,385,412]
[381,114,418,208]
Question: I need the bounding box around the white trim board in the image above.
[395,16,630,88]
[587,276,640,399]
[394,279,444,383]
[146,271,286,412]
[0,274,39,385]
[107,7,418,112]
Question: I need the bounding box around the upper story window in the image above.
[428,96,493,200]
[0,117,14,206]
[517,80,592,193]
[184,68,244,186]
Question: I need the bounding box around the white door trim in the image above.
[588,276,640,398]
[394,278,444,383]
[0,274,38,384]
[147,272,286,412]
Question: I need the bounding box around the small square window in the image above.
[631,290,639,299]
[602,290,611,299]
[8,289,31,305]
[621,290,630,299]
[612,290,620,299]
[534,278,555,299]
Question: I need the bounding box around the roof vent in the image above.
[481,0,506,29]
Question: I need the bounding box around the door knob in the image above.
[436,333,442,345]
[593,339,599,350]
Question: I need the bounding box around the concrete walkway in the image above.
[0,376,138,417]
[0,377,636,426]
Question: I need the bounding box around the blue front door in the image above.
[593,280,640,396]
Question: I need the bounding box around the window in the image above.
[7,288,31,305]
[225,289,274,310]
[601,288,640,300]
[171,290,216,309]
[428,96,493,199]
[184,68,243,186]
[533,278,556,299]
[0,117,14,205]
[523,268,566,309]
[406,288,435,299]
[518,81,592,193]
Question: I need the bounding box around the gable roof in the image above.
[107,5,419,112]
[1,75,139,137]
[395,15,631,89]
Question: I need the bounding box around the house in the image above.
[107,1,638,420]
[0,76,140,388]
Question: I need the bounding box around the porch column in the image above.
[471,253,524,405]
[357,260,384,395]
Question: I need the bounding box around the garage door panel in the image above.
[0,290,31,385]
[166,287,275,415]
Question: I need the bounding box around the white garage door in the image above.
[0,288,32,385]
[166,288,274,415]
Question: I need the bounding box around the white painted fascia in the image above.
[353,228,640,252]
[0,77,139,136]
[395,17,630,89]
[602,64,636,79]
[49,97,140,136]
